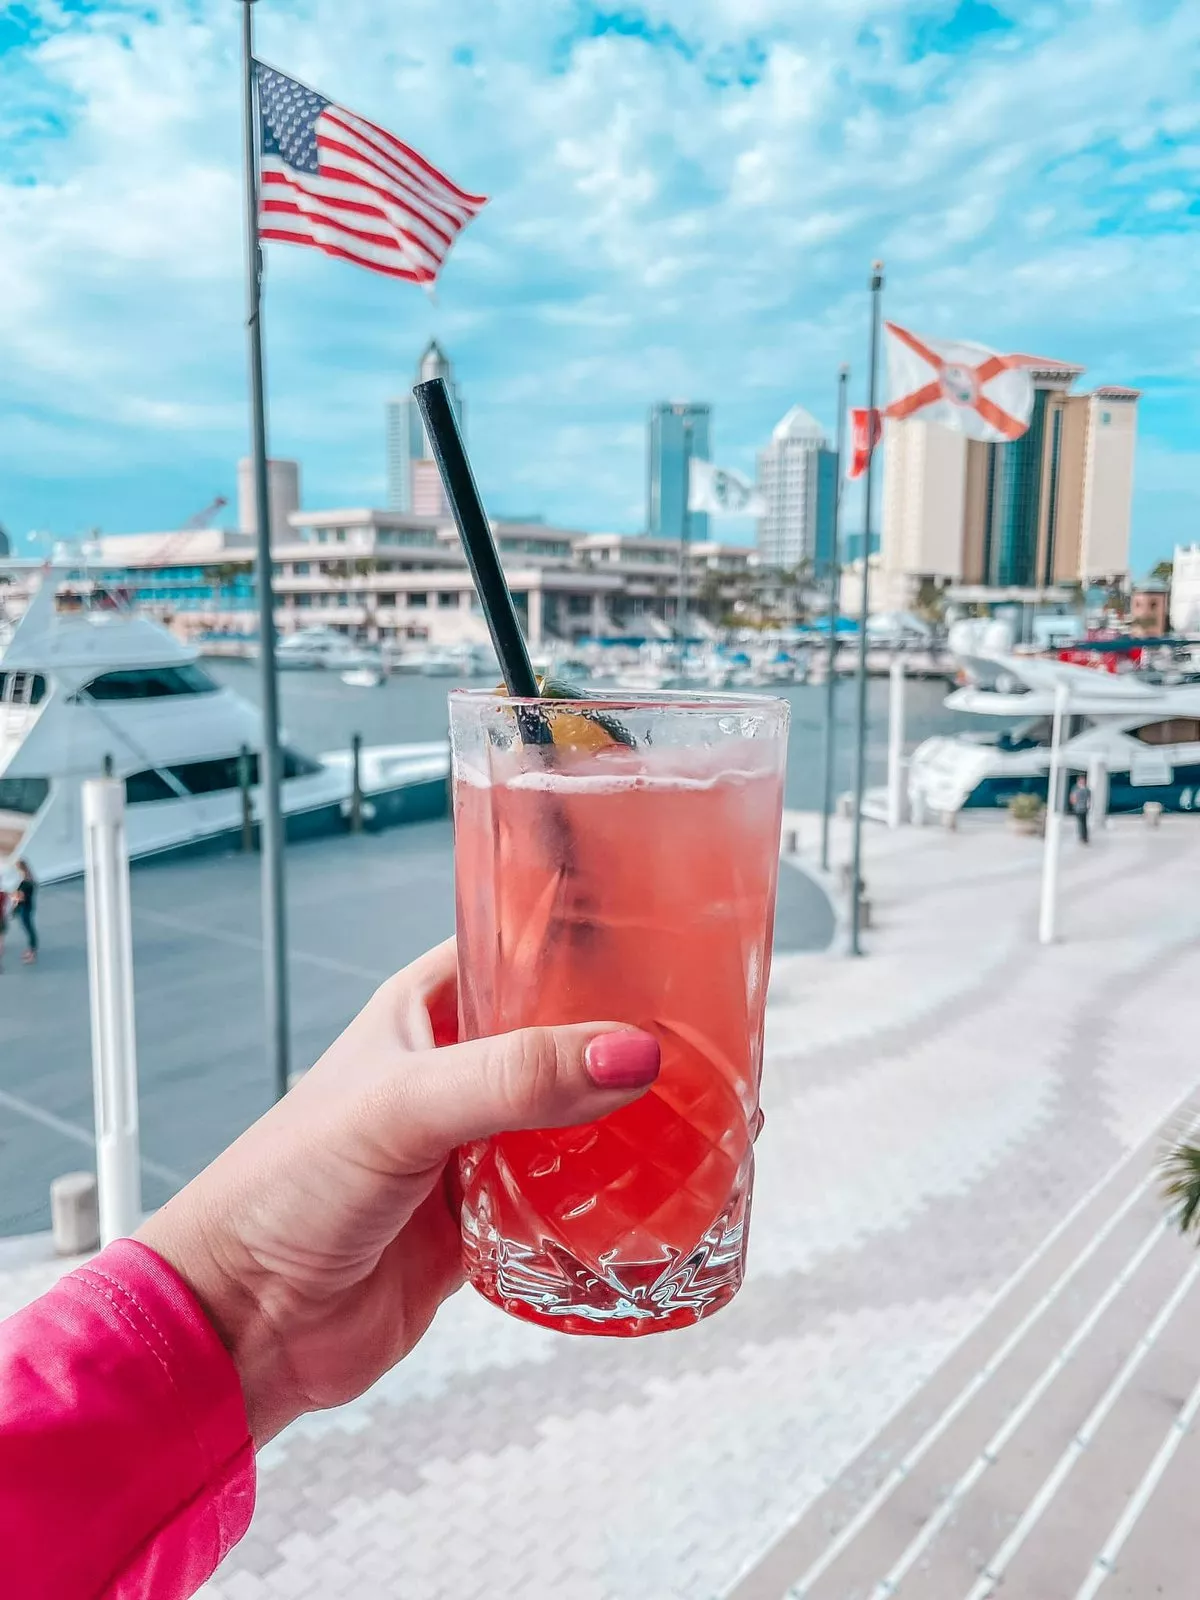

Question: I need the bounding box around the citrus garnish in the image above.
[496,676,634,750]
[540,677,633,750]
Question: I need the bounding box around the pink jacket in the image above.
[0,1238,255,1599]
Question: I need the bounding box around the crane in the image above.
[145,496,231,567]
[182,495,229,531]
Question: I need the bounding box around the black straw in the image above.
[413,378,540,700]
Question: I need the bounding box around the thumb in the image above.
[382,1024,661,1169]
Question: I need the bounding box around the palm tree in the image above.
[1160,1138,1200,1235]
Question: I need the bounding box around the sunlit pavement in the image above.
[5,810,1200,1598]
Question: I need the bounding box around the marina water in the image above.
[206,660,974,811]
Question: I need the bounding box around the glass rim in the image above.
[448,687,790,715]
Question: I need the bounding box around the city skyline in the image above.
[1,1,1196,573]
[879,365,1140,608]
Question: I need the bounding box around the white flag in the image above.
[884,322,1037,443]
[688,458,766,516]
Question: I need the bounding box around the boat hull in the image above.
[11,743,449,883]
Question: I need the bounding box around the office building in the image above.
[879,363,1139,610]
[756,406,838,574]
[647,403,711,542]
[386,341,463,517]
[237,457,300,548]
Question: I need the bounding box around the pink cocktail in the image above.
[450,690,789,1335]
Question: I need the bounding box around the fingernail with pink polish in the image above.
[585,1031,660,1089]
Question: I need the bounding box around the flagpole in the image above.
[819,363,850,874]
[848,262,884,958]
[240,0,290,1099]
[675,413,693,661]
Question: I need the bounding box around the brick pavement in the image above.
[4,812,1200,1597]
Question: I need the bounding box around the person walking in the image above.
[1069,776,1092,845]
[0,884,8,972]
[13,858,37,963]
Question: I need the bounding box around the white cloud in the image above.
[0,0,1197,567]
[1145,188,1189,213]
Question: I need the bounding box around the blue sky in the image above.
[1,0,1197,571]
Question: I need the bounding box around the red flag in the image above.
[847,408,882,479]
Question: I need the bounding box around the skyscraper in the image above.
[880,363,1138,607]
[647,403,711,542]
[386,341,463,517]
[755,406,838,574]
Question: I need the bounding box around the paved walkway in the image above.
[4,810,1200,1598]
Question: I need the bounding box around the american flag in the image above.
[255,62,487,285]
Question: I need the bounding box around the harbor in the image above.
[2,1,1196,1592]
[8,565,1200,1598]
[0,634,955,1235]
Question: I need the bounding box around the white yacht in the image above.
[274,627,379,672]
[417,643,496,678]
[0,575,449,882]
[909,653,1200,817]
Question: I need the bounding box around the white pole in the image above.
[1087,753,1109,830]
[1038,681,1069,946]
[887,654,907,829]
[82,778,142,1244]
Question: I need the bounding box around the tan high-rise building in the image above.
[880,363,1138,605]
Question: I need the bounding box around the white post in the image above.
[82,778,142,1244]
[526,585,544,649]
[1088,754,1109,830]
[887,655,907,829]
[1038,682,1069,946]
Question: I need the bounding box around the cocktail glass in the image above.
[450,689,789,1336]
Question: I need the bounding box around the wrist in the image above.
[138,1200,295,1448]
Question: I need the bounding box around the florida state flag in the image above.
[883,323,1037,442]
[847,407,882,480]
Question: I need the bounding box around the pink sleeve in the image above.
[0,1236,255,1600]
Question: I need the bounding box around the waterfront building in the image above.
[237,457,300,548]
[647,403,711,543]
[755,406,838,575]
[1171,546,1200,634]
[386,341,463,518]
[879,363,1139,612]
[15,517,764,649]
